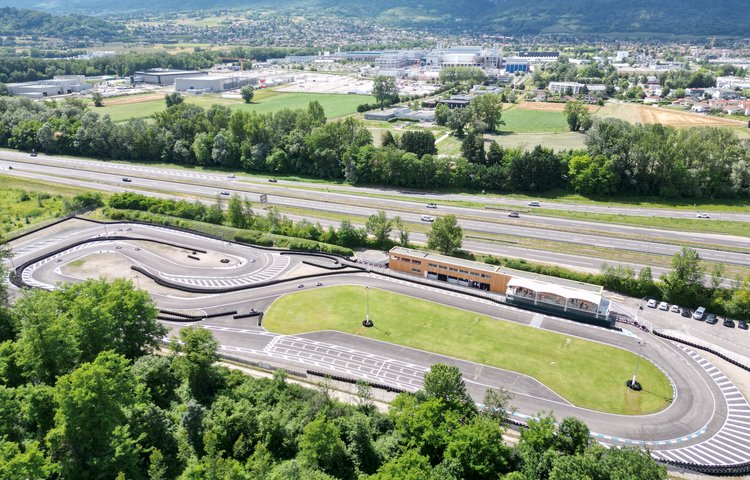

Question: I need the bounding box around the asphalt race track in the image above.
[5,218,750,475]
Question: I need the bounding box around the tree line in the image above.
[0,266,667,479]
[1,95,749,198]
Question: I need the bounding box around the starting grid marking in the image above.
[263,336,428,392]
[649,345,750,466]
[529,314,544,328]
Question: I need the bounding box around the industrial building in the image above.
[438,94,475,109]
[515,51,560,63]
[503,58,530,73]
[133,69,207,86]
[363,107,435,122]
[548,81,586,94]
[388,247,613,328]
[174,75,256,93]
[375,50,423,69]
[425,45,502,70]
[6,75,91,98]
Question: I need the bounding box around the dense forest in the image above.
[1,96,749,198]
[0,261,668,479]
[0,7,122,42]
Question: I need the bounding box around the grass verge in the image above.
[264,286,673,415]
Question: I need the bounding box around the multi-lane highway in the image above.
[2,151,749,286]
[6,218,750,473]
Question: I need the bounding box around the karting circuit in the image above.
[5,217,750,476]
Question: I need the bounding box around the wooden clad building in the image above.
[388,247,613,328]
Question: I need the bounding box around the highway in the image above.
[2,152,749,286]
[6,217,750,472]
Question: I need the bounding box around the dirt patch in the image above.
[517,102,597,113]
[639,106,746,127]
[103,93,165,106]
[60,252,201,298]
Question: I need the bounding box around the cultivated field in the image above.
[517,101,598,113]
[96,90,375,122]
[596,102,748,128]
[264,285,673,415]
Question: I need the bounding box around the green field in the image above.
[264,286,673,415]
[497,107,569,133]
[0,175,88,236]
[99,90,376,122]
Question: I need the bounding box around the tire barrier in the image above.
[301,260,349,270]
[653,330,750,373]
[75,217,355,261]
[217,353,307,378]
[654,458,750,477]
[129,264,361,295]
[158,310,204,320]
[204,310,237,319]
[306,369,407,394]
[233,311,261,320]
[157,315,202,323]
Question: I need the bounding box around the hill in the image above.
[1,0,748,37]
[0,7,122,41]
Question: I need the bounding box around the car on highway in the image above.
[693,306,706,320]
[696,212,711,219]
[7,166,12,170]
[670,304,680,313]
[508,212,520,218]
[220,191,231,196]
[122,177,132,182]
[723,318,735,328]
[528,201,541,207]
[705,313,718,325]
[658,301,669,311]
[739,320,748,330]
[426,203,437,208]
[681,308,692,318]
[268,178,278,183]
[30,149,37,157]
[227,174,235,179]
[646,299,657,308]
[421,215,435,222]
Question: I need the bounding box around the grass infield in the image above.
[264,285,673,415]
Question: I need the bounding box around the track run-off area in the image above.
[4,217,750,475]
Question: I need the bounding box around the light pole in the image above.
[362,286,373,327]
[627,340,646,391]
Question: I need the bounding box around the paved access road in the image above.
[6,218,750,472]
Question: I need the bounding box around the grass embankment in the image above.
[98,90,376,122]
[0,175,95,236]
[264,286,673,415]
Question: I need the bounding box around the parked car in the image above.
[122,177,132,182]
[646,299,657,308]
[681,308,692,318]
[508,212,520,218]
[723,318,735,328]
[268,178,278,183]
[421,215,435,222]
[670,304,680,313]
[705,313,718,325]
[219,191,231,196]
[528,201,541,207]
[739,320,748,330]
[426,203,437,209]
[693,306,706,320]
[696,212,711,219]
[658,301,669,311]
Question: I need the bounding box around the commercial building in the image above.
[388,247,613,328]
[364,107,435,122]
[548,81,586,94]
[133,69,207,86]
[438,94,475,108]
[425,45,502,70]
[6,75,91,98]
[375,50,423,69]
[174,75,256,93]
[516,51,560,63]
[503,58,529,73]
[716,76,750,90]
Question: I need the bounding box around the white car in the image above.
[528,201,541,207]
[670,304,680,313]
[421,215,435,222]
[646,299,657,308]
[426,203,437,209]
[658,301,669,311]
[696,213,710,219]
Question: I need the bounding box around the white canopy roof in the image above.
[507,277,602,306]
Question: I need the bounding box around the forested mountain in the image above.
[0,7,121,41]
[1,0,748,37]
